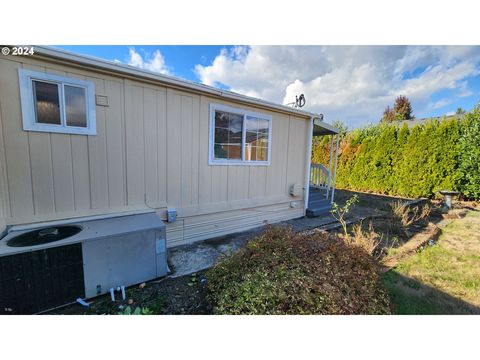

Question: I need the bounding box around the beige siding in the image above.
[0,56,310,246]
[0,84,8,235]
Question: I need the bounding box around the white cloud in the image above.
[127,48,170,75]
[430,98,451,110]
[195,46,480,128]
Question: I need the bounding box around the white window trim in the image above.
[18,69,96,135]
[209,103,272,166]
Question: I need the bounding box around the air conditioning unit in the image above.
[0,212,167,314]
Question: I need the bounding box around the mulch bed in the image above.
[48,271,211,315]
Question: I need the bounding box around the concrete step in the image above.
[308,199,331,208]
[309,189,327,195]
[306,204,332,218]
[309,194,328,202]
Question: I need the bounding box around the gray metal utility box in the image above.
[80,212,168,298]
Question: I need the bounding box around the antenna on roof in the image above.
[285,94,306,109]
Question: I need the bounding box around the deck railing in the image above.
[309,163,331,190]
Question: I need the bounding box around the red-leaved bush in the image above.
[206,226,391,314]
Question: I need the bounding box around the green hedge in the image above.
[313,106,480,200]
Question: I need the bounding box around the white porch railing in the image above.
[309,163,331,190]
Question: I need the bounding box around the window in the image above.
[209,104,272,165]
[18,69,96,135]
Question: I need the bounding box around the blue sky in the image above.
[55,45,225,81]
[54,45,480,129]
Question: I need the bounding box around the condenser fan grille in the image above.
[7,226,82,247]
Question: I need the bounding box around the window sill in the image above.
[23,124,96,136]
[209,160,271,166]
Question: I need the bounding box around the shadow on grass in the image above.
[382,270,480,315]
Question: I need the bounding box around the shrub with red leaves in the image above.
[206,226,391,314]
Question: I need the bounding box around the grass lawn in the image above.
[382,210,480,314]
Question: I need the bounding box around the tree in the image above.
[458,104,480,200]
[381,95,414,122]
[381,106,395,123]
[393,95,413,120]
[455,107,466,115]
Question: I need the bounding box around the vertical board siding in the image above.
[166,89,182,206]
[0,78,9,234]
[71,135,91,211]
[266,114,290,196]
[156,90,167,207]
[144,87,159,206]
[227,166,249,201]
[104,80,126,208]
[198,96,211,205]
[28,132,55,215]
[0,57,310,246]
[0,59,34,219]
[180,95,193,207]
[50,134,75,212]
[125,84,145,205]
[286,116,308,191]
[22,63,55,216]
[88,77,109,209]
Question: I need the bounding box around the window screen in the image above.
[64,85,87,128]
[214,110,244,160]
[244,116,269,161]
[33,80,61,125]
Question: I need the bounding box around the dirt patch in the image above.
[333,189,413,213]
[382,223,441,269]
[48,272,210,315]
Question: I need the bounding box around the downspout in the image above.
[304,116,315,214]
[326,134,334,199]
[330,134,340,204]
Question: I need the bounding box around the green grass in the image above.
[382,211,480,314]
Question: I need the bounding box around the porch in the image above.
[306,118,340,217]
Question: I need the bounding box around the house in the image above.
[0,46,339,312]
[397,114,462,128]
[0,46,340,244]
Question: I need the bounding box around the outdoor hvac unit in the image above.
[0,212,167,314]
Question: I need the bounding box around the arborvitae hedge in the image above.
[312,105,480,200]
[458,107,480,199]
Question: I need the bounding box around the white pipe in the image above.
[331,134,340,204]
[120,285,126,301]
[76,298,89,307]
[109,288,115,302]
[326,135,334,199]
[304,116,315,213]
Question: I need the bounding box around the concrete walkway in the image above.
[168,213,338,277]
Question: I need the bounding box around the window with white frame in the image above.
[209,104,272,165]
[18,69,96,135]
